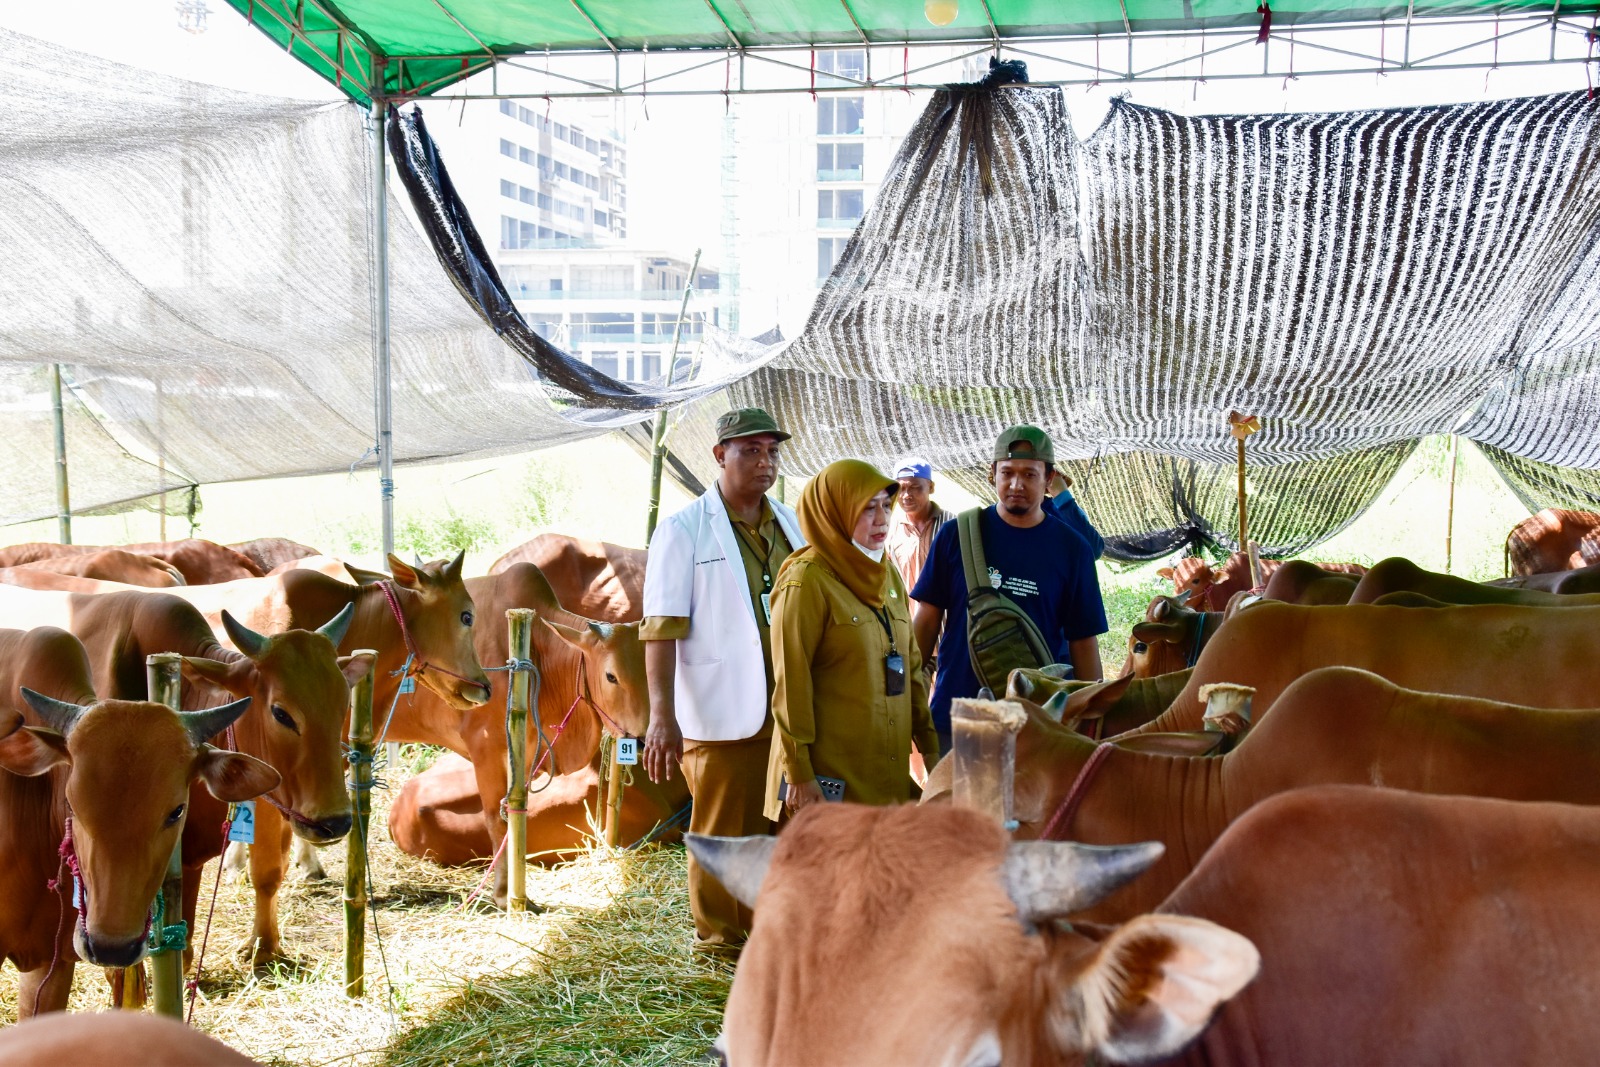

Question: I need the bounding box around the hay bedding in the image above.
[0,755,731,1066]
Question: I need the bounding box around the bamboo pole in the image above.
[1445,435,1460,574]
[603,740,626,848]
[146,653,185,1019]
[950,698,1028,827]
[644,248,702,544]
[505,611,533,912]
[344,651,376,997]
[50,364,71,545]
[1228,412,1262,588]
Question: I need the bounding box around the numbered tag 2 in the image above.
[615,737,639,766]
[228,800,257,844]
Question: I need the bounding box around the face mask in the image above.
[853,539,885,562]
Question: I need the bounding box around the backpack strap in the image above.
[956,507,989,597]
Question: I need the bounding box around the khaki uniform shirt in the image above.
[886,502,952,611]
[641,494,792,743]
[763,557,939,820]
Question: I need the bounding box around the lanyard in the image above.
[734,521,779,592]
[869,604,899,654]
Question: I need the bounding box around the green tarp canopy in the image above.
[224,0,1594,102]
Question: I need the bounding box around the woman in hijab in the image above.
[764,459,940,818]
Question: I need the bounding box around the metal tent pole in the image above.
[49,364,71,544]
[644,248,702,544]
[371,67,402,770]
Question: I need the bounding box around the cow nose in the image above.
[75,928,146,969]
[294,812,352,844]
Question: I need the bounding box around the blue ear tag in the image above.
[399,675,416,694]
[616,737,638,766]
[228,800,256,844]
[72,876,82,909]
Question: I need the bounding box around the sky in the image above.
[2,1,1590,260]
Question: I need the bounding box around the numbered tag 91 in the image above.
[615,737,638,766]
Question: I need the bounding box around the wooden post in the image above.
[645,248,702,543]
[603,738,626,848]
[1228,412,1263,588]
[950,698,1028,827]
[505,611,533,912]
[1445,435,1460,574]
[344,650,376,997]
[50,364,71,545]
[146,653,185,1019]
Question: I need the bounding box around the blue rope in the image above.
[626,801,693,850]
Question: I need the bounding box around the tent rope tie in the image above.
[1256,1,1272,45]
[1042,743,1115,841]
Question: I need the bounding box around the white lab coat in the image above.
[643,487,804,742]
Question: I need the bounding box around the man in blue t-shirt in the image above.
[911,425,1108,749]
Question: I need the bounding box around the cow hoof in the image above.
[236,939,299,973]
[294,860,330,883]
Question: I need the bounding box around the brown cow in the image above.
[0,586,369,968]
[228,538,321,575]
[931,666,1600,923]
[1504,507,1600,575]
[489,534,646,622]
[0,628,275,1017]
[388,752,688,866]
[0,1012,260,1065]
[0,540,262,584]
[1350,556,1600,607]
[384,562,650,905]
[1009,667,1192,739]
[1258,558,1357,605]
[1119,596,1220,679]
[1125,600,1600,736]
[1158,554,1365,612]
[9,550,184,588]
[694,788,1600,1066]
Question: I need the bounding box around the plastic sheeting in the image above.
[0,30,770,526]
[657,86,1600,560]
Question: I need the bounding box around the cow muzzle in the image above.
[294,811,353,844]
[74,925,147,969]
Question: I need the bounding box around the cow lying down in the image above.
[693,788,1600,1066]
[0,1011,258,1065]
[927,666,1600,923]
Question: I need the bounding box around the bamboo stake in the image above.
[50,364,71,545]
[604,740,626,848]
[1445,435,1460,574]
[1228,412,1263,588]
[506,611,533,912]
[344,650,376,997]
[146,653,185,1019]
[645,248,702,544]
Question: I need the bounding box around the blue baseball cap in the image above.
[893,457,934,481]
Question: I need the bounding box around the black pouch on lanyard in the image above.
[884,652,906,696]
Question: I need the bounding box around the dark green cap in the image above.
[715,407,791,444]
[993,424,1055,463]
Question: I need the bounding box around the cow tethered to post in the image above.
[146,653,187,1020]
[505,610,533,913]
[344,650,376,998]
[949,698,1028,827]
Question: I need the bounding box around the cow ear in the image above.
[0,724,71,777]
[539,615,596,652]
[1130,621,1183,644]
[1061,914,1258,1064]
[387,555,422,589]
[181,656,252,697]
[345,564,390,588]
[194,747,282,803]
[338,653,376,687]
[1060,675,1135,730]
[1155,567,1175,580]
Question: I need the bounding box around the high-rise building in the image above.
[426,95,718,383]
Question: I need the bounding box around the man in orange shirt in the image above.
[885,458,952,611]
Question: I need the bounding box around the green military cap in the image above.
[993,424,1055,463]
[715,407,792,444]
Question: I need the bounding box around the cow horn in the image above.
[587,621,614,641]
[1002,840,1165,922]
[1011,673,1036,700]
[316,602,356,647]
[221,610,271,660]
[1042,689,1070,722]
[445,550,466,581]
[1039,663,1073,679]
[177,697,253,746]
[19,688,86,735]
[686,833,776,910]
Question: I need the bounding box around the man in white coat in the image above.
[641,407,804,953]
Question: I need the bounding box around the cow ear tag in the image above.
[616,738,639,766]
[228,800,256,844]
[399,675,416,694]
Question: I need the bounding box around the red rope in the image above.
[185,813,233,1022]
[34,817,76,1016]
[1041,743,1114,841]
[1256,2,1272,44]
